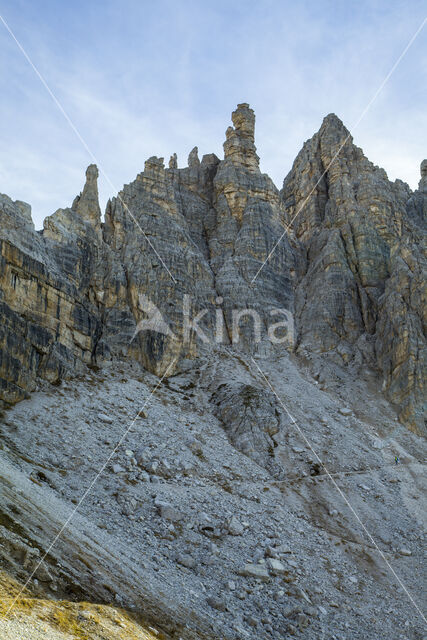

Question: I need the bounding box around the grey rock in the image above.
[253,548,264,563]
[226,515,244,536]
[169,153,178,170]
[211,383,283,474]
[239,564,270,581]
[243,614,258,628]
[297,613,309,630]
[188,146,200,168]
[0,104,424,441]
[176,553,196,570]
[266,558,287,575]
[135,448,149,466]
[206,596,227,612]
[284,606,302,618]
[157,504,183,522]
[281,119,425,434]
[149,461,160,474]
[112,464,125,474]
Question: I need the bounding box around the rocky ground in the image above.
[0,348,425,639]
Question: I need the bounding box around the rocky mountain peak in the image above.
[188,146,200,168]
[420,159,427,189]
[317,113,355,168]
[168,152,178,169]
[143,155,165,176]
[42,164,102,245]
[320,112,350,135]
[223,102,259,170]
[72,163,101,229]
[232,102,255,138]
[0,104,425,435]
[0,194,34,230]
[86,162,99,181]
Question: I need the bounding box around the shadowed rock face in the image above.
[0,106,425,433]
[211,382,284,477]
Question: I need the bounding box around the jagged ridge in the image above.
[0,104,425,433]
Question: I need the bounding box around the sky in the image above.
[0,0,426,229]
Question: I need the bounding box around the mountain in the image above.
[0,105,425,640]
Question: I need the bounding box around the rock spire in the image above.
[223,102,259,170]
[72,164,101,228]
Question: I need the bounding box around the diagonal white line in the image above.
[0,13,177,284]
[251,16,427,284]
[1,360,176,620]
[250,356,427,624]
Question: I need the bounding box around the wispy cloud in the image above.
[0,0,425,228]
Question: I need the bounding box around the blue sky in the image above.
[0,0,426,228]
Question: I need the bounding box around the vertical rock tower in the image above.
[223,103,260,170]
[73,163,102,231]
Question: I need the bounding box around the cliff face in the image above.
[0,105,425,433]
[281,115,426,432]
[0,185,102,403]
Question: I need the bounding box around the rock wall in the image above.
[0,186,101,403]
[0,106,425,433]
[281,116,426,432]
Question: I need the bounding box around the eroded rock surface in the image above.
[211,382,283,475]
[1,104,425,430]
[0,105,425,423]
[281,117,425,433]
[1,103,296,400]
